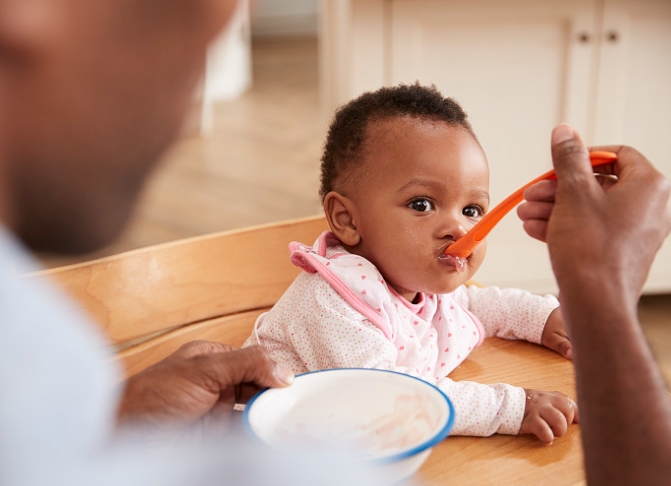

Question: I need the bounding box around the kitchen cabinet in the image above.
[320,0,671,294]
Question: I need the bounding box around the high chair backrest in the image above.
[29,215,330,377]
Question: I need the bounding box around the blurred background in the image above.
[41,0,670,378]
[41,0,326,268]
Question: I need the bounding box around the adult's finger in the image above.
[521,219,548,243]
[196,345,294,394]
[172,341,237,359]
[523,179,557,203]
[518,179,556,243]
[550,124,597,188]
[235,382,266,404]
[517,200,554,222]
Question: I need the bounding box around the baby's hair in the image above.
[319,83,475,201]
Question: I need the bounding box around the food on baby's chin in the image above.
[439,254,467,272]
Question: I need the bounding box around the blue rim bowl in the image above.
[243,368,455,465]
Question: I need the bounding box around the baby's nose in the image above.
[442,219,468,241]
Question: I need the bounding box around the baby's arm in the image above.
[455,285,573,359]
[439,377,578,442]
[435,377,526,436]
[454,284,558,343]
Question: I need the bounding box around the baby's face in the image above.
[345,117,489,301]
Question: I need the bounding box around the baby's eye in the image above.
[463,205,484,218]
[408,199,434,213]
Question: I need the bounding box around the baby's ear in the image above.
[323,192,361,246]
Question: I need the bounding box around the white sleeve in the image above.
[435,377,526,436]
[452,285,559,344]
[245,273,404,374]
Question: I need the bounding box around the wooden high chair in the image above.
[30,215,330,377]
[29,214,584,485]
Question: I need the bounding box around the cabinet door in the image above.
[391,0,600,293]
[593,0,671,292]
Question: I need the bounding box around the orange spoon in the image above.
[442,150,618,267]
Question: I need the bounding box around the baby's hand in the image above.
[520,389,579,445]
[541,308,572,359]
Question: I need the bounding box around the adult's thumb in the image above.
[550,124,593,186]
[205,346,295,391]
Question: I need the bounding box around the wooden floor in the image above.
[40,36,671,381]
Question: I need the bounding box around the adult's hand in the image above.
[518,124,671,485]
[518,124,671,306]
[117,342,294,438]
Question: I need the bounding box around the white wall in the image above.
[196,0,252,134]
[250,0,319,37]
[199,0,320,134]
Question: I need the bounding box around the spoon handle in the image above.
[444,150,618,259]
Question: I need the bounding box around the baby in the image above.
[244,84,577,444]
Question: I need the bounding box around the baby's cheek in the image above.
[467,241,487,276]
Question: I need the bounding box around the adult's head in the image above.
[0,0,238,254]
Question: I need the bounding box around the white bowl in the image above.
[243,368,454,483]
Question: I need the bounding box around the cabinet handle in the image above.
[577,32,591,43]
[607,31,620,42]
